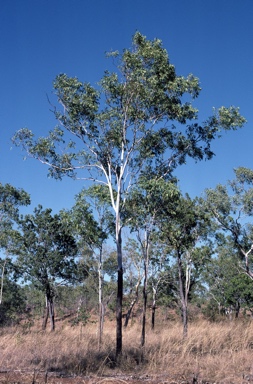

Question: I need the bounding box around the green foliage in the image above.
[202,167,253,278]
[16,205,79,293]
[203,242,253,318]
[69,306,90,326]
[0,183,30,220]
[0,277,26,326]
[0,183,30,251]
[22,284,45,318]
[103,251,118,281]
[12,32,245,185]
[70,185,113,249]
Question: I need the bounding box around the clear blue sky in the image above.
[1,0,252,214]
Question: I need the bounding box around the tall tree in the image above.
[12,32,245,356]
[16,206,79,331]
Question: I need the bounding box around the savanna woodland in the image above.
[1,33,253,383]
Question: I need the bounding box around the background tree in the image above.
[149,240,170,330]
[123,238,144,328]
[203,167,253,280]
[203,237,253,320]
[16,205,79,331]
[158,194,211,337]
[12,32,246,356]
[0,183,30,314]
[125,178,179,348]
[0,183,30,257]
[70,185,114,347]
[0,276,26,326]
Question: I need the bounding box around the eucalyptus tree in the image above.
[203,167,253,280]
[70,185,113,347]
[17,205,79,331]
[12,32,245,355]
[149,240,170,330]
[123,238,144,328]
[0,183,30,307]
[203,239,253,319]
[158,194,211,337]
[125,178,179,348]
[0,183,30,251]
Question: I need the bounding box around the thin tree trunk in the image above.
[140,230,150,356]
[141,242,149,349]
[44,283,55,332]
[178,253,188,338]
[0,259,7,305]
[124,298,136,328]
[235,302,240,318]
[98,249,103,349]
[141,282,147,347]
[116,226,123,358]
[48,297,55,332]
[42,296,49,330]
[151,287,157,330]
[116,267,123,357]
[124,279,141,328]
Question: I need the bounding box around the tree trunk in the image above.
[140,231,150,356]
[116,267,123,357]
[124,297,136,328]
[98,249,103,349]
[141,281,147,348]
[116,226,123,358]
[48,297,55,332]
[0,258,7,305]
[181,301,188,337]
[235,302,240,318]
[141,247,149,349]
[42,297,49,330]
[177,253,188,338]
[43,284,55,332]
[124,279,141,328]
[151,287,157,330]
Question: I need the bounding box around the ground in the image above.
[0,371,208,384]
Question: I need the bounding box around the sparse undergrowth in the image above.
[1,319,253,383]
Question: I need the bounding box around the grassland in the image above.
[1,318,253,383]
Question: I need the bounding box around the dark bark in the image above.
[116,267,123,357]
[124,279,141,328]
[141,285,147,347]
[235,302,240,318]
[42,283,55,332]
[98,250,103,349]
[124,299,135,328]
[141,257,148,348]
[151,303,155,330]
[151,286,158,330]
[48,297,55,332]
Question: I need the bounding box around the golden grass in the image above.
[1,319,253,383]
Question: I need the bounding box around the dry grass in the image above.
[1,319,253,383]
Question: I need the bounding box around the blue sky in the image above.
[1,0,253,214]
